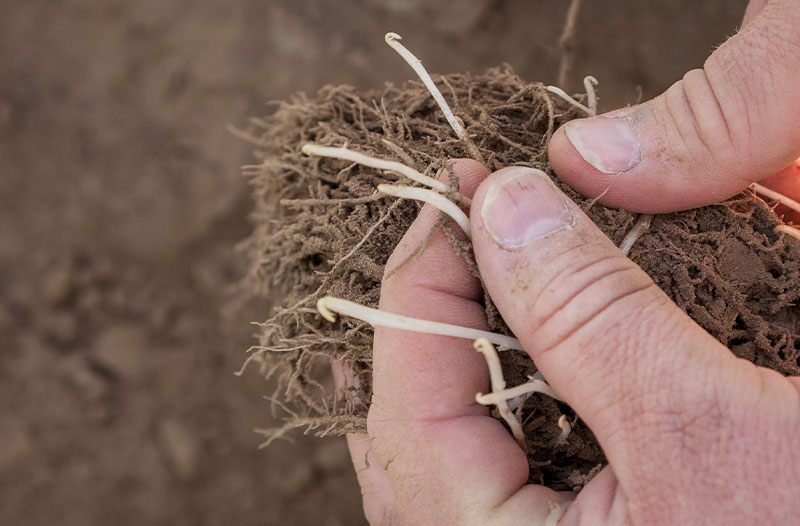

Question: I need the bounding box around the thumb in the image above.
[549,0,800,213]
[469,166,751,493]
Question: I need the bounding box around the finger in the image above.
[742,0,769,26]
[560,468,633,526]
[469,166,755,515]
[368,159,567,524]
[332,361,398,524]
[548,0,800,213]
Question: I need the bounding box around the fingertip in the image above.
[444,158,490,198]
[547,122,633,210]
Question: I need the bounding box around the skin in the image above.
[337,1,800,524]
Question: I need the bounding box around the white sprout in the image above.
[546,85,594,116]
[555,414,572,445]
[317,296,524,351]
[775,224,800,241]
[476,378,564,405]
[385,32,466,140]
[377,184,471,239]
[752,182,800,216]
[301,143,449,193]
[474,338,525,446]
[619,214,653,256]
[583,75,598,115]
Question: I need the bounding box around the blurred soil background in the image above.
[0,0,746,524]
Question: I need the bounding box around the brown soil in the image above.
[242,69,800,491]
[1,0,751,523]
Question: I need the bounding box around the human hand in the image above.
[338,2,800,523]
[548,0,800,215]
[340,156,800,525]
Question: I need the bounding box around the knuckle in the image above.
[648,67,743,173]
[704,7,800,151]
[528,250,659,357]
[678,69,737,155]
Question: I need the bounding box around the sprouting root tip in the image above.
[317,296,338,322]
[385,32,401,43]
[473,337,491,353]
[301,143,314,155]
[775,224,800,242]
[558,415,572,434]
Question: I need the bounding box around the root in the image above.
[558,0,583,88]
[385,32,483,162]
[550,414,572,447]
[619,214,653,256]
[377,184,471,239]
[584,75,598,115]
[546,86,593,116]
[302,143,450,193]
[752,182,800,216]
[474,338,525,447]
[476,378,564,405]
[381,138,417,168]
[547,75,598,117]
[317,296,524,350]
[775,224,800,241]
[383,213,447,281]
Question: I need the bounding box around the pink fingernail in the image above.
[564,117,641,174]
[481,167,574,250]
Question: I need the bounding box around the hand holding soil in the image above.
[346,159,800,525]
[340,2,800,524]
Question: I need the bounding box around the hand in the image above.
[339,1,800,523]
[341,156,800,525]
[548,0,800,215]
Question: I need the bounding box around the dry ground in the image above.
[0,1,745,524]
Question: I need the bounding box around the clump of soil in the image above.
[238,67,800,491]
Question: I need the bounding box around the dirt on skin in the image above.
[241,68,800,491]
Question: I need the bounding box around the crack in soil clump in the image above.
[238,67,800,491]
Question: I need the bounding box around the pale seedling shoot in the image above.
[473,338,525,446]
[317,296,523,351]
[376,184,471,239]
[384,32,466,141]
[300,143,450,194]
[751,182,800,241]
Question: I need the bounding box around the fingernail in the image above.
[481,167,574,250]
[564,116,641,174]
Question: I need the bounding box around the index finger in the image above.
[368,159,567,524]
